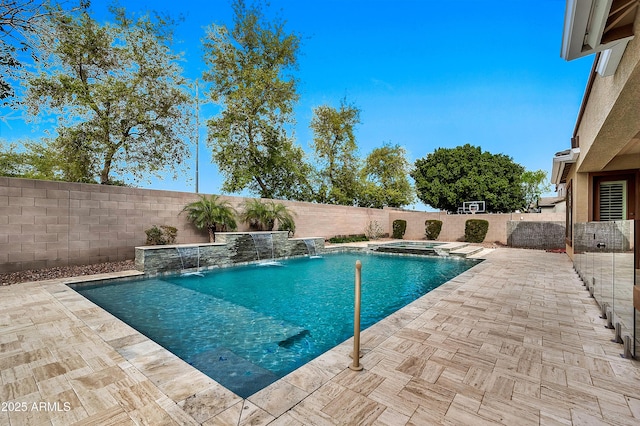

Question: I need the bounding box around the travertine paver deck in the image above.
[2,248,640,425]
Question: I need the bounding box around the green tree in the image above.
[202,0,311,200]
[23,6,191,185]
[359,143,414,208]
[181,195,237,242]
[411,144,525,213]
[0,1,89,104]
[521,169,551,211]
[1,134,99,182]
[241,198,295,231]
[0,139,61,179]
[310,99,361,205]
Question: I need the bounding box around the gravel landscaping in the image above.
[1,260,136,286]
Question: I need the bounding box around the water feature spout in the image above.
[304,239,322,258]
[177,246,204,276]
[250,233,282,266]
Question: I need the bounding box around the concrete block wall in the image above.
[387,210,566,243]
[0,177,388,273]
[0,177,210,272]
[1,177,565,273]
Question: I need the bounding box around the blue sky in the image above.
[1,0,595,209]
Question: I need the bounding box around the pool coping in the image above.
[17,247,490,424]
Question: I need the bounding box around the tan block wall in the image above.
[0,177,388,273]
[1,176,563,273]
[388,210,565,243]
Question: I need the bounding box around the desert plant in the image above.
[145,225,163,245]
[465,219,489,243]
[145,225,177,245]
[392,219,407,239]
[181,195,237,242]
[241,199,295,232]
[160,225,178,244]
[424,220,443,240]
[364,220,385,240]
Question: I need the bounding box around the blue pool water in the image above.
[73,252,480,398]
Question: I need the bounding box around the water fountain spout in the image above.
[250,233,282,266]
[178,246,204,276]
[304,239,322,259]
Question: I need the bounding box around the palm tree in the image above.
[241,199,271,230]
[241,199,295,232]
[181,195,237,242]
[270,201,295,234]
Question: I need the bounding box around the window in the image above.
[598,181,627,221]
[592,172,635,222]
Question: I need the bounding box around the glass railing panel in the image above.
[574,247,583,282]
[597,221,614,319]
[632,220,639,358]
[576,222,600,301]
[576,220,638,358]
[611,220,633,340]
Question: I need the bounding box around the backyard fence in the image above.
[1,177,565,273]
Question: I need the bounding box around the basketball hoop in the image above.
[461,201,486,214]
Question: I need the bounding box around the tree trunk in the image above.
[208,227,215,243]
[254,175,271,198]
[100,160,111,184]
[100,140,119,184]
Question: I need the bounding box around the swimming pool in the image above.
[72,252,480,398]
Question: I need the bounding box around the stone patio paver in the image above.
[1,248,640,425]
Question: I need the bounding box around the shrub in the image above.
[160,225,178,244]
[392,219,407,239]
[465,219,489,243]
[328,234,369,244]
[424,220,442,240]
[145,225,177,245]
[364,220,384,240]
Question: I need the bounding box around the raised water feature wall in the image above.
[135,231,325,274]
[506,221,566,249]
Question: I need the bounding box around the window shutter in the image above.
[599,181,626,221]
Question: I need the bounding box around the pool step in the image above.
[108,279,308,356]
[435,242,469,252]
[368,241,484,258]
[449,245,484,257]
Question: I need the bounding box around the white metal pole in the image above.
[195,79,200,194]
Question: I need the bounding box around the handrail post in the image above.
[349,260,363,371]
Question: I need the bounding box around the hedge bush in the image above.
[328,234,369,244]
[424,220,443,240]
[464,219,489,243]
[392,219,407,239]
